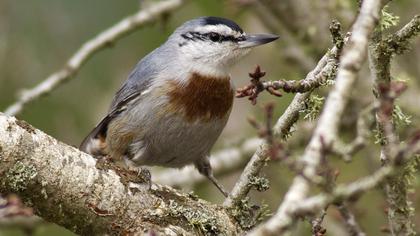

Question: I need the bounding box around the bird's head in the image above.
[168,16,279,77]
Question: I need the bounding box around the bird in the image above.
[80,16,279,197]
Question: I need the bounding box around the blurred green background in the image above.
[0,0,419,235]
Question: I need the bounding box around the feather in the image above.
[79,47,160,154]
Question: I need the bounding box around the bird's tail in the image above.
[80,117,110,157]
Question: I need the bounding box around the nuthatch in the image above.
[80,16,278,196]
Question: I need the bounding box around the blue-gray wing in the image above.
[79,57,157,153]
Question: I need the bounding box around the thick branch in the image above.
[251,154,418,236]
[3,0,184,116]
[0,114,241,235]
[249,142,416,235]
[280,166,393,220]
[249,0,384,235]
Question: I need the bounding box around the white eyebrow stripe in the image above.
[194,25,244,38]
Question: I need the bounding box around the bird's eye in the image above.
[208,32,221,42]
[237,36,246,41]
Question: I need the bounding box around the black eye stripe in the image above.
[181,31,244,43]
[208,32,221,42]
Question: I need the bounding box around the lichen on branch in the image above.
[0,114,242,235]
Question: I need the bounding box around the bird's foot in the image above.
[137,167,152,190]
[96,156,152,191]
[207,174,229,198]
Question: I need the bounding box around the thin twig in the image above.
[247,104,284,160]
[236,21,344,102]
[249,140,419,234]
[332,104,376,162]
[224,43,341,208]
[3,0,184,116]
[236,66,281,105]
[269,134,420,224]
[311,208,328,236]
[383,15,420,56]
[336,203,366,236]
[369,14,420,235]
[249,0,384,234]
[280,165,394,220]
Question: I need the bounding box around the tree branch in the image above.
[262,134,420,229]
[236,21,344,104]
[336,203,365,236]
[369,14,420,236]
[332,104,375,162]
[251,148,418,236]
[224,47,339,208]
[0,114,241,235]
[249,0,384,234]
[384,15,420,55]
[3,0,185,116]
[274,165,393,222]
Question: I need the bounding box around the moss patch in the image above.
[167,199,221,235]
[248,176,270,192]
[227,197,271,230]
[6,161,37,192]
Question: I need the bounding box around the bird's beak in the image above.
[238,34,279,48]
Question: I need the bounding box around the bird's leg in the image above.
[206,172,229,197]
[195,158,229,197]
[124,157,152,190]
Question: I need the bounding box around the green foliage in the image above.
[380,6,400,31]
[301,95,325,121]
